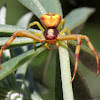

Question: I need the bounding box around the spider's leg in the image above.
[0,31,45,70]
[57,34,99,80]
[59,27,71,46]
[57,19,66,31]
[45,43,51,50]
[33,32,44,50]
[71,37,81,83]
[27,21,44,32]
[57,34,80,82]
[81,35,99,76]
[41,22,47,29]
[59,27,71,35]
[33,40,36,50]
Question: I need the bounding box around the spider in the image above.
[0,13,99,83]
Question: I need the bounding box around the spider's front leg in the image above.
[0,31,45,70]
[27,21,45,32]
[57,34,99,83]
[57,19,66,31]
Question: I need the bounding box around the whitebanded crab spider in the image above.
[0,13,99,83]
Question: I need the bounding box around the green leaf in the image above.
[0,4,6,24]
[24,68,43,100]
[42,50,56,100]
[16,62,28,88]
[18,0,62,18]
[64,7,95,31]
[6,73,17,90]
[0,24,41,36]
[18,0,47,18]
[0,37,33,48]
[0,46,46,80]
[69,49,100,99]
[16,12,33,28]
[59,43,74,100]
[39,0,62,16]
[29,49,48,67]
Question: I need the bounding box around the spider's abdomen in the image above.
[43,28,59,40]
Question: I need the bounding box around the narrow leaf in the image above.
[18,0,62,18]
[0,37,33,48]
[64,7,95,31]
[16,62,28,88]
[59,42,74,100]
[17,12,33,28]
[42,50,56,100]
[0,46,46,80]
[18,0,46,18]
[24,68,43,100]
[0,4,6,24]
[0,24,41,36]
[39,0,62,16]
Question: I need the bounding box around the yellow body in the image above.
[40,13,61,28]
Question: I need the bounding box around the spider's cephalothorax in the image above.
[0,13,99,83]
[40,13,61,28]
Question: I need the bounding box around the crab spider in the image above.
[0,13,99,83]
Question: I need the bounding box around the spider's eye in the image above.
[40,17,45,21]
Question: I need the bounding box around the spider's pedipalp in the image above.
[56,42,59,50]
[45,43,51,50]
[0,31,45,70]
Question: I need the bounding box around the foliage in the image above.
[0,0,100,100]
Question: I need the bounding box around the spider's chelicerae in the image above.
[0,13,99,83]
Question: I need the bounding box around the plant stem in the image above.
[59,42,74,100]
